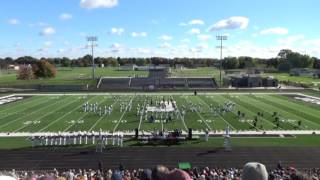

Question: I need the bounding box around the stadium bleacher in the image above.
[97,67,218,90]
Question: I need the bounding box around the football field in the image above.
[0,92,319,133]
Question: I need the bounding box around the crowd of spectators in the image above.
[0,162,319,180]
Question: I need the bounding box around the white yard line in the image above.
[224,96,279,130]
[39,98,83,132]
[197,97,236,130]
[13,97,74,132]
[63,97,105,132]
[0,97,63,129]
[88,100,118,131]
[0,97,46,118]
[113,96,135,133]
[171,96,188,131]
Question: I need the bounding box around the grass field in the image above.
[0,67,148,86]
[264,72,320,88]
[0,92,319,133]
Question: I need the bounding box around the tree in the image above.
[223,57,239,69]
[61,57,71,67]
[17,65,35,80]
[277,49,313,71]
[32,60,57,79]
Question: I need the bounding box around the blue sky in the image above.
[0,0,319,58]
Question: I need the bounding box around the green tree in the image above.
[223,57,239,69]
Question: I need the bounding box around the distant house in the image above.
[8,64,20,71]
[224,74,278,87]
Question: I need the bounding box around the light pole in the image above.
[216,35,227,87]
[86,36,98,80]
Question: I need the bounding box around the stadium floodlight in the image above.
[216,35,228,87]
[86,36,98,80]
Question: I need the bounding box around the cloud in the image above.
[197,34,212,41]
[179,19,205,26]
[196,43,209,50]
[110,43,122,53]
[158,35,172,41]
[60,13,73,20]
[260,27,288,35]
[44,41,53,47]
[80,0,118,9]
[110,27,124,35]
[8,18,20,25]
[188,19,205,25]
[188,28,201,35]
[29,22,48,27]
[39,27,56,36]
[179,22,187,26]
[181,38,190,43]
[278,35,304,45]
[159,42,172,49]
[208,16,249,31]
[131,32,147,37]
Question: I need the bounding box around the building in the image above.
[225,74,278,88]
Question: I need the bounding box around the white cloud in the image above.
[44,41,53,47]
[159,42,172,49]
[158,35,172,41]
[179,19,205,26]
[179,22,187,26]
[60,13,73,20]
[110,43,122,53]
[131,32,147,37]
[181,38,190,43]
[188,28,201,35]
[39,27,56,36]
[80,0,118,9]
[136,48,151,54]
[278,35,304,45]
[188,19,205,25]
[197,34,212,41]
[208,16,249,31]
[110,27,124,35]
[29,22,47,27]
[303,39,320,47]
[196,43,209,50]
[260,27,288,35]
[8,18,20,25]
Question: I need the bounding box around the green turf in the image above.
[0,92,319,133]
[264,72,320,88]
[0,67,148,86]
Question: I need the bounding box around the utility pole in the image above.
[216,35,227,87]
[86,36,98,80]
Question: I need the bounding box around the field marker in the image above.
[113,96,135,133]
[254,95,320,128]
[0,97,50,121]
[223,96,279,130]
[38,97,88,132]
[88,99,118,131]
[170,96,188,131]
[0,96,44,114]
[196,96,236,130]
[0,97,67,129]
[63,97,105,132]
[12,96,74,132]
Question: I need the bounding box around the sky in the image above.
[0,0,319,59]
